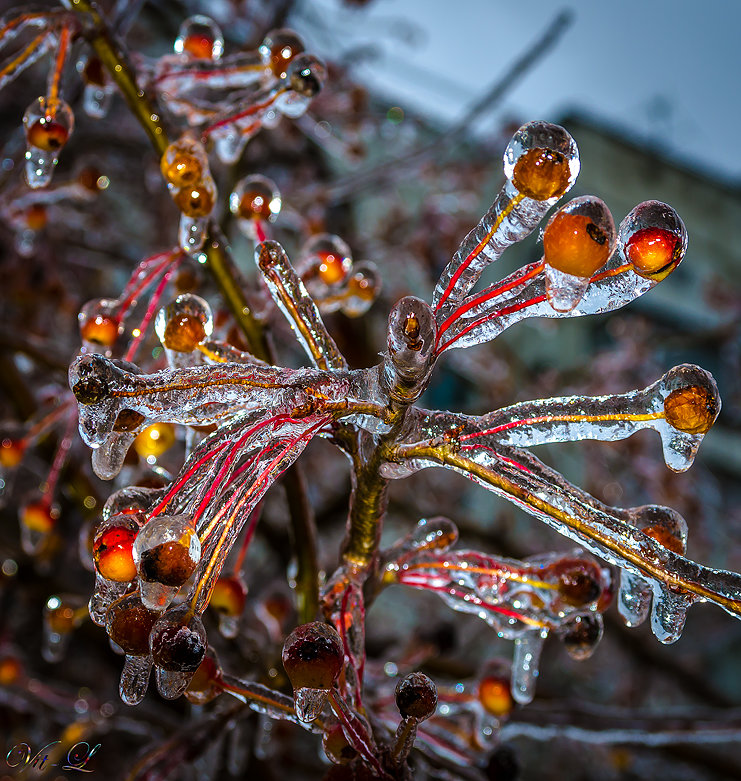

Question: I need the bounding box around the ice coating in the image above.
[23,96,74,188]
[255,241,346,371]
[0,11,57,91]
[433,121,579,318]
[174,15,224,61]
[231,175,281,240]
[155,293,213,368]
[434,200,687,354]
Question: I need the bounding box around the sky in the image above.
[305,0,741,184]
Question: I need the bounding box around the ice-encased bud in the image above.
[503,120,579,202]
[339,261,380,317]
[43,595,82,663]
[93,512,142,582]
[544,195,616,312]
[78,55,114,119]
[161,136,208,189]
[149,603,207,671]
[259,28,305,78]
[23,96,74,188]
[478,662,514,718]
[282,622,343,722]
[619,200,687,281]
[174,15,224,61]
[395,672,437,721]
[546,555,608,609]
[386,296,436,390]
[631,504,688,555]
[660,365,720,437]
[300,233,352,287]
[132,514,200,610]
[558,612,603,660]
[106,593,160,655]
[79,298,122,354]
[103,485,164,521]
[155,294,213,353]
[229,174,281,239]
[276,54,327,119]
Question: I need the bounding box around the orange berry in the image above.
[0,656,23,685]
[260,29,305,79]
[209,575,247,617]
[282,622,344,691]
[46,602,77,634]
[134,423,175,458]
[512,147,571,201]
[21,501,57,533]
[478,675,513,717]
[174,185,214,218]
[80,315,120,347]
[625,227,680,280]
[138,537,198,587]
[544,212,611,277]
[93,526,137,582]
[183,34,215,60]
[163,313,206,352]
[0,437,25,468]
[549,560,603,607]
[238,188,275,222]
[663,385,717,435]
[161,152,202,188]
[25,203,47,231]
[318,250,350,286]
[106,594,160,655]
[26,118,69,152]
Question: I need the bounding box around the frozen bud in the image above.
[549,558,604,607]
[282,622,344,691]
[559,612,603,661]
[504,121,579,202]
[287,54,326,98]
[619,200,687,281]
[79,299,122,353]
[632,505,688,555]
[340,261,380,317]
[113,409,146,433]
[155,294,213,353]
[260,28,305,78]
[106,593,160,655]
[93,513,142,582]
[544,196,616,312]
[174,182,215,218]
[230,174,281,239]
[149,604,207,672]
[133,514,200,588]
[300,234,352,287]
[23,97,74,188]
[661,365,720,436]
[174,15,224,61]
[478,673,513,718]
[387,296,436,385]
[395,672,437,721]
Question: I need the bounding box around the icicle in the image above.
[618,570,652,627]
[511,629,546,704]
[120,655,152,706]
[650,582,695,644]
[23,97,73,189]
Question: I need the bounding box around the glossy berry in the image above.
[318,250,351,286]
[150,606,207,672]
[134,423,176,459]
[174,185,214,218]
[106,593,160,655]
[175,16,223,61]
[163,313,206,352]
[260,29,305,79]
[282,622,344,691]
[80,314,120,347]
[560,613,602,661]
[209,575,247,617]
[137,536,198,587]
[287,55,326,98]
[478,675,513,717]
[0,437,25,468]
[395,672,437,721]
[322,722,358,765]
[625,227,679,280]
[233,180,279,222]
[512,147,571,201]
[543,212,611,277]
[21,501,58,533]
[161,152,202,189]
[663,385,717,435]
[71,375,109,405]
[26,118,69,152]
[553,561,602,607]
[93,523,138,582]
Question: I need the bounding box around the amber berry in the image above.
[663,385,717,435]
[238,187,275,222]
[138,538,198,587]
[261,29,305,78]
[625,227,679,280]
[72,376,109,405]
[26,118,69,152]
[163,313,206,352]
[555,562,602,607]
[478,675,513,718]
[161,153,202,189]
[282,622,344,690]
[209,575,247,617]
[106,594,160,655]
[395,672,437,721]
[0,437,25,468]
[93,525,138,582]
[21,501,57,533]
[46,600,77,634]
[81,314,120,348]
[512,147,571,201]
[317,251,349,286]
[544,212,611,277]
[182,33,215,60]
[174,185,214,218]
